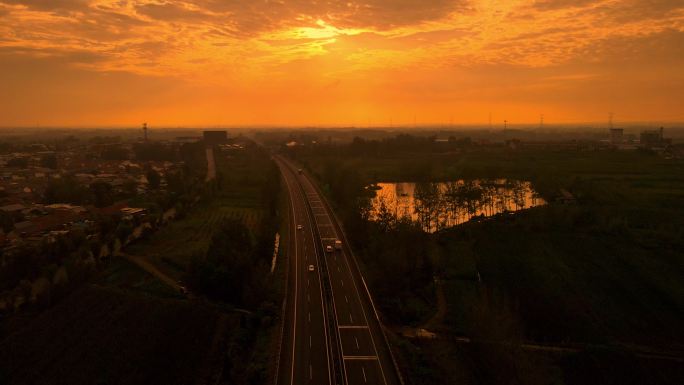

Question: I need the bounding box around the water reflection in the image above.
[369,180,546,232]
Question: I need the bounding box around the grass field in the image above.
[127,144,273,281]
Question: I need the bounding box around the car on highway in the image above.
[334,239,342,250]
[297,224,303,230]
[325,245,333,253]
[308,264,315,272]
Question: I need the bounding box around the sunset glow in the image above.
[1,0,683,126]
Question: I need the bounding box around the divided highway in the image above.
[275,156,401,385]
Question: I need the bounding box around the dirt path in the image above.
[421,276,447,331]
[205,147,216,182]
[118,252,181,291]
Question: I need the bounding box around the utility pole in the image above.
[609,112,614,129]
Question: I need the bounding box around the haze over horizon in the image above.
[1,0,683,127]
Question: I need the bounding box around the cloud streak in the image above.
[0,0,682,125]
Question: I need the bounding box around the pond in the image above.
[369,180,546,232]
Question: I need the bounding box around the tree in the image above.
[7,157,28,168]
[414,182,441,232]
[44,177,91,204]
[90,181,114,208]
[146,169,161,189]
[444,182,463,226]
[0,210,14,233]
[40,154,58,169]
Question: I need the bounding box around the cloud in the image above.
[0,0,89,12]
[136,2,214,23]
[0,0,682,125]
[531,0,602,11]
[195,0,470,31]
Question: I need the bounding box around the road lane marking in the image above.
[341,280,344,287]
[355,337,360,350]
[279,157,333,385]
[280,164,299,385]
[345,295,348,303]
[349,313,354,323]
[362,366,367,383]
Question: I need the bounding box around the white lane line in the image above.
[362,366,367,383]
[281,164,299,385]
[345,295,349,303]
[309,364,313,380]
[355,337,360,350]
[349,313,354,323]
[341,280,344,287]
[337,266,341,272]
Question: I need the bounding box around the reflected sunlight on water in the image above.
[369,180,546,232]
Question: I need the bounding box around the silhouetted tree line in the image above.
[185,217,276,310]
[307,159,436,323]
[288,134,474,159]
[133,142,178,161]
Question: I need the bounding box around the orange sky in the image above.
[1,0,682,127]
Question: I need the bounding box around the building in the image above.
[609,128,624,145]
[203,131,228,144]
[640,127,671,148]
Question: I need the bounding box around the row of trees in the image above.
[399,180,538,232]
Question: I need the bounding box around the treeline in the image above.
[185,218,275,310]
[307,159,436,323]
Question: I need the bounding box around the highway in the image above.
[275,156,401,385]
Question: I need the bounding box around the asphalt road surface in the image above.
[275,156,401,385]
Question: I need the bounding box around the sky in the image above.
[0,0,682,127]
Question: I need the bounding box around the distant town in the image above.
[0,128,243,312]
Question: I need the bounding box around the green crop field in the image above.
[127,144,275,281]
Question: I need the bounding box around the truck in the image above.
[334,239,342,250]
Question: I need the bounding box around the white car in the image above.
[297,224,303,231]
[326,245,333,253]
[308,264,315,272]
